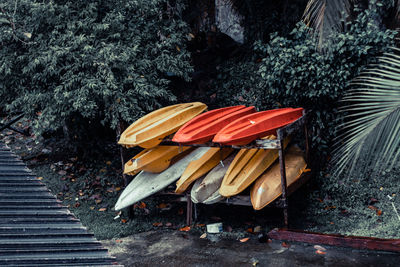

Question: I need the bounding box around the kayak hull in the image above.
[175,147,234,194]
[219,136,290,197]
[173,105,256,145]
[124,146,192,175]
[115,147,209,211]
[250,146,308,210]
[213,108,303,145]
[119,102,207,148]
[191,154,236,204]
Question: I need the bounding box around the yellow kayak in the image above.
[124,146,192,175]
[118,102,207,148]
[219,136,290,197]
[175,147,234,194]
[250,146,308,210]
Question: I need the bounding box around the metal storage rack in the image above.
[122,110,310,227]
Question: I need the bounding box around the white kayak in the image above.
[115,147,210,211]
[191,153,236,204]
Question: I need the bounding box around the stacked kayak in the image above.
[116,102,308,211]
[175,147,234,194]
[118,102,207,148]
[115,147,209,211]
[173,105,256,144]
[213,107,303,145]
[251,146,308,210]
[219,136,290,197]
[124,146,192,175]
[191,153,236,204]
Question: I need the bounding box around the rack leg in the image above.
[186,193,193,225]
[304,122,310,164]
[278,141,289,227]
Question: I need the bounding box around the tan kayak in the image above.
[191,153,236,204]
[175,147,234,194]
[124,146,192,175]
[250,146,308,210]
[118,102,207,148]
[219,136,290,197]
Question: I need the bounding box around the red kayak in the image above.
[172,105,256,145]
[212,107,304,145]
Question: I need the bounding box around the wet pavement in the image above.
[102,230,400,266]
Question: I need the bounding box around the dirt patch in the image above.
[102,230,400,267]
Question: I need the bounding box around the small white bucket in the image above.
[206,222,223,233]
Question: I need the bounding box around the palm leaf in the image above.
[302,0,352,45]
[331,48,400,179]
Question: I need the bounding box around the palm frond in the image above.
[302,0,352,45]
[332,48,400,179]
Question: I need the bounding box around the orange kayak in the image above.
[250,146,308,210]
[118,102,207,148]
[213,108,303,145]
[172,105,256,145]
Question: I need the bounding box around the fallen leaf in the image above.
[98,208,107,212]
[115,187,121,191]
[37,177,43,180]
[165,222,172,227]
[246,228,253,233]
[376,210,383,216]
[153,222,163,227]
[314,245,326,251]
[240,237,250,243]
[157,203,168,209]
[95,199,102,204]
[58,170,67,175]
[179,226,191,232]
[195,224,205,227]
[200,233,207,239]
[176,45,181,52]
[74,202,80,208]
[315,250,326,255]
[121,219,128,223]
[330,222,334,225]
[369,197,379,204]
[368,205,378,211]
[106,161,112,165]
[254,226,262,233]
[115,239,123,243]
[281,242,291,248]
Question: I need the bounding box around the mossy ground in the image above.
[1,118,399,240]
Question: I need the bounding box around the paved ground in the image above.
[102,230,400,266]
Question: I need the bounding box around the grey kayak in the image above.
[191,153,236,204]
[115,147,210,211]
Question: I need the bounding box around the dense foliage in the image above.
[0,0,192,134]
[214,4,396,165]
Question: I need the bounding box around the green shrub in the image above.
[0,0,192,134]
[213,5,396,165]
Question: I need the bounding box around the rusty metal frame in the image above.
[124,111,309,226]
